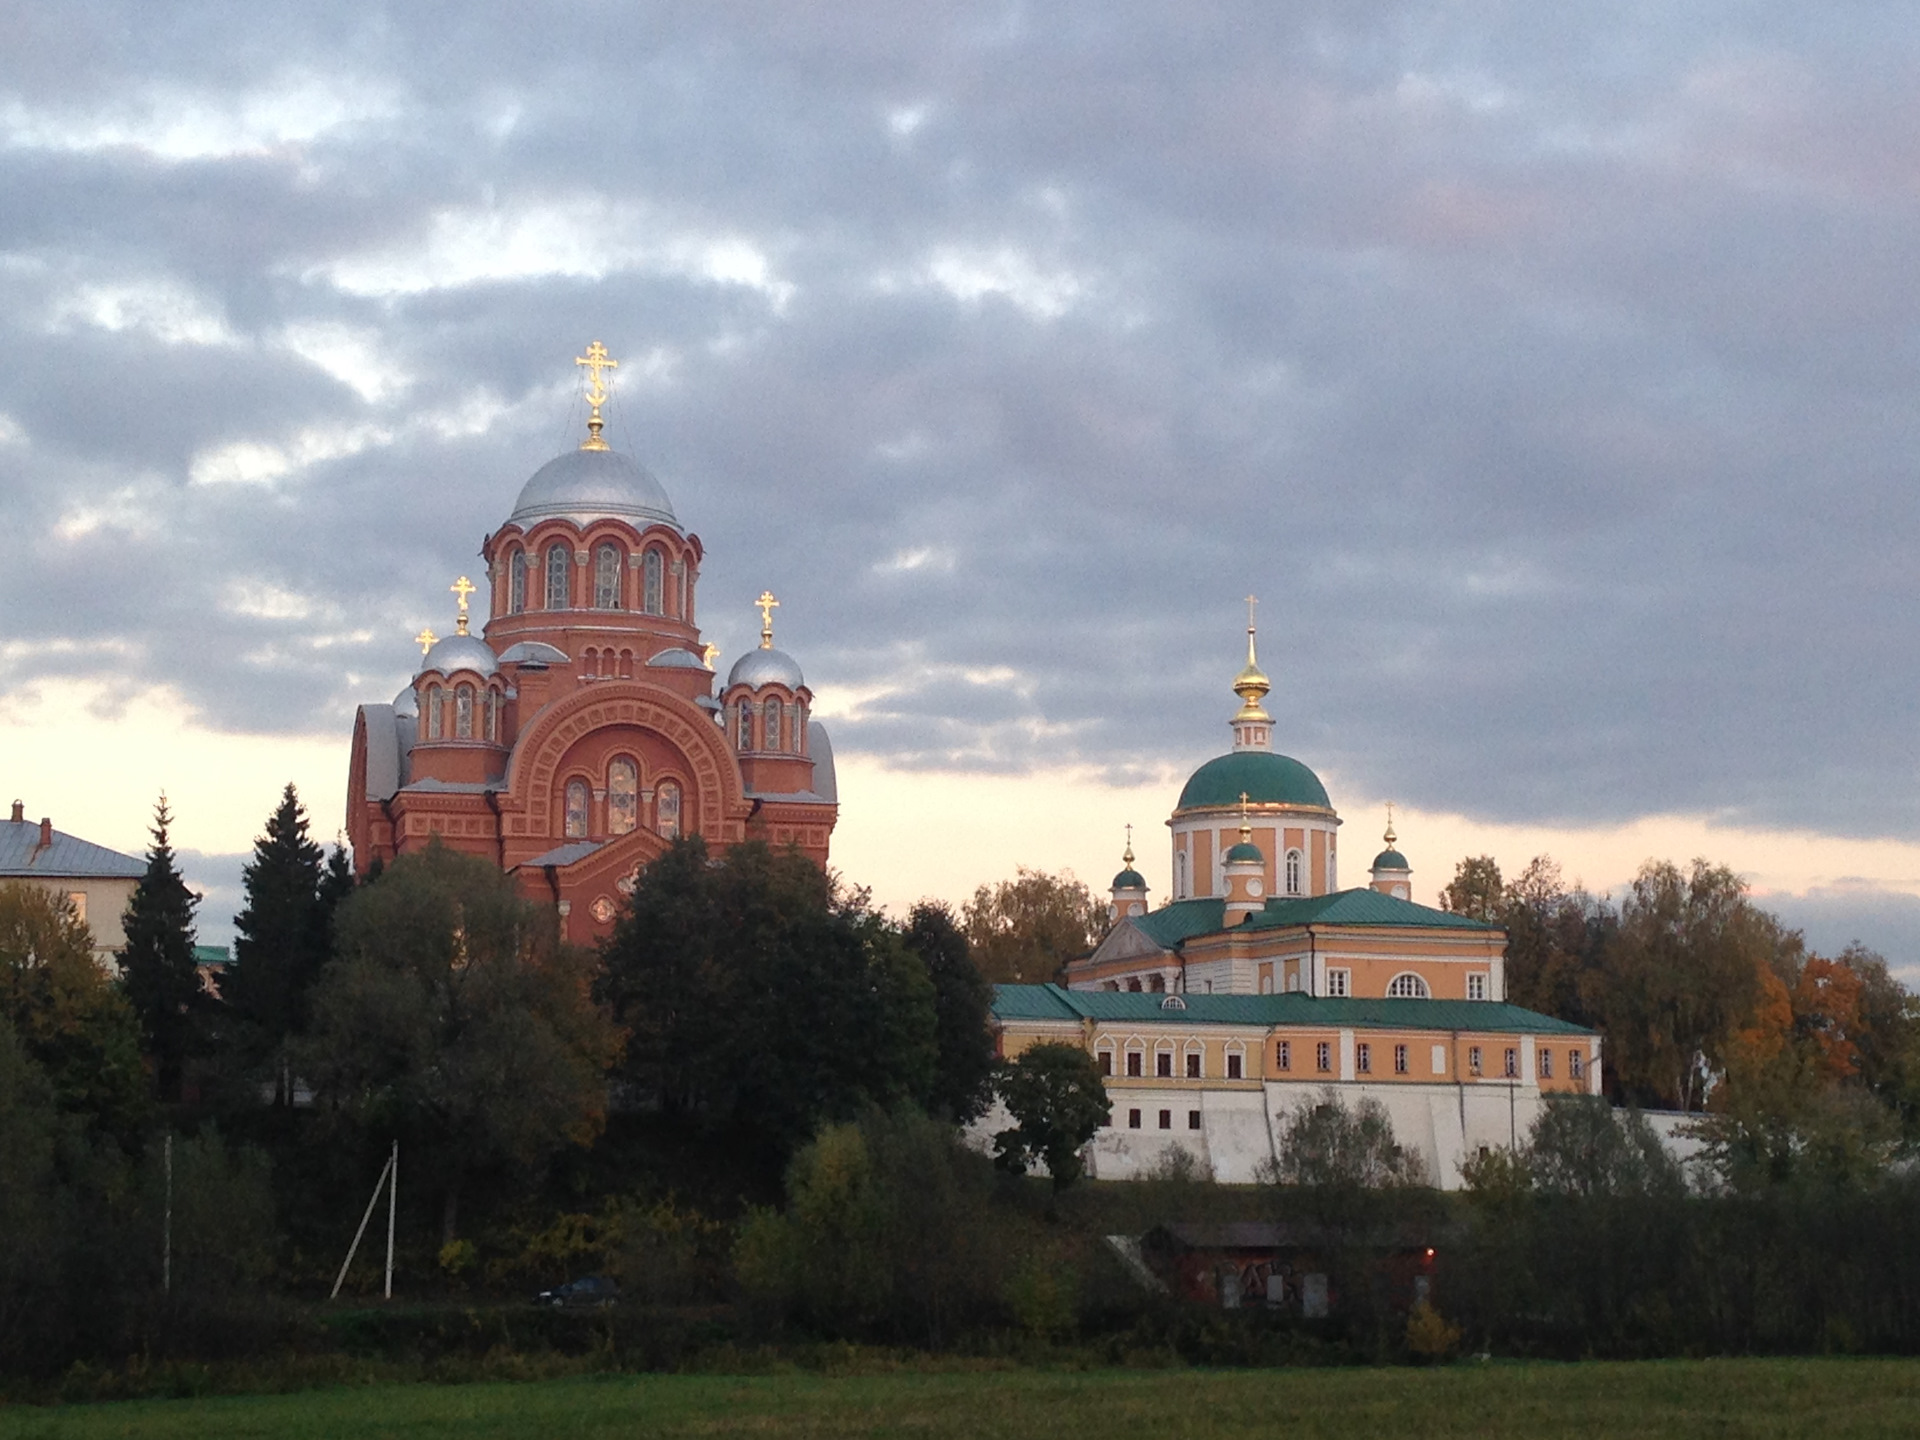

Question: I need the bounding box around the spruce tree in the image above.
[116,795,205,1103]
[226,784,327,1100]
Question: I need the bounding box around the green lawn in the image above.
[4,1360,1919,1439]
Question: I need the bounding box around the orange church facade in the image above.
[345,345,837,946]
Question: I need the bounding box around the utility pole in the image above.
[384,1140,398,1300]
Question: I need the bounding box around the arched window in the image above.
[1386,972,1431,999]
[643,548,664,614]
[607,758,638,835]
[564,780,590,839]
[656,780,681,839]
[735,699,753,750]
[486,690,500,742]
[792,702,807,754]
[455,685,474,739]
[1285,848,1304,896]
[763,698,782,753]
[594,543,623,609]
[509,550,528,613]
[427,686,444,739]
[545,543,571,609]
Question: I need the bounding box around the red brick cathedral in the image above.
[346,343,838,944]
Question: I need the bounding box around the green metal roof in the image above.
[1125,889,1493,952]
[991,983,1591,1035]
[1111,867,1148,890]
[1371,848,1410,871]
[1176,751,1331,812]
[1133,898,1228,948]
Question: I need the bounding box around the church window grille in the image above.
[1226,1052,1242,1080]
[1469,1046,1483,1076]
[1386,972,1431,999]
[1285,848,1304,895]
[1539,1049,1552,1079]
[1276,1041,1291,1072]
[1126,1050,1142,1078]
[655,780,682,839]
[427,687,444,739]
[1327,968,1350,997]
[595,544,623,609]
[763,698,782,753]
[509,550,528,613]
[1185,1052,1201,1079]
[455,685,474,739]
[1504,1047,1518,1078]
[793,703,807,754]
[486,690,500,742]
[1357,1043,1371,1074]
[1467,972,1488,1001]
[545,544,570,609]
[1394,1044,1409,1074]
[607,759,638,835]
[1155,1051,1172,1078]
[1570,1050,1585,1080]
[1316,1042,1332,1073]
[564,780,589,839]
[643,548,664,614]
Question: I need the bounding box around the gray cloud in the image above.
[4,3,1919,922]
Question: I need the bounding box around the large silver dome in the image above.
[418,633,500,678]
[727,646,805,690]
[509,448,678,528]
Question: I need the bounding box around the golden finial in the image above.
[1123,822,1135,867]
[1239,790,1253,844]
[755,590,780,649]
[575,340,620,452]
[1232,595,1271,721]
[414,626,438,657]
[701,642,720,668]
[450,575,476,635]
[1384,802,1397,847]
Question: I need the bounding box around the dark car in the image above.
[533,1275,619,1308]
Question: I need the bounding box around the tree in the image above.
[1269,1087,1428,1188]
[1523,1096,1683,1198]
[0,883,146,1141]
[991,1041,1111,1189]
[302,841,621,1243]
[598,838,937,1160]
[904,900,996,1123]
[224,784,330,1101]
[1439,856,1505,924]
[115,795,208,1103]
[962,867,1104,985]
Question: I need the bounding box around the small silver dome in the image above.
[418,633,500,678]
[509,448,678,528]
[727,646,805,690]
[647,647,710,669]
[392,685,418,717]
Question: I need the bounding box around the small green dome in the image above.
[1176,751,1332,812]
[1112,867,1148,891]
[1224,841,1265,864]
[1372,848,1410,871]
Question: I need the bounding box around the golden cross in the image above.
[574,340,620,452]
[450,576,476,635]
[1123,822,1134,866]
[701,642,720,667]
[1238,791,1252,841]
[1385,801,1397,844]
[755,590,780,649]
[414,627,438,657]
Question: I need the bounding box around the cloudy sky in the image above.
[4,3,1918,965]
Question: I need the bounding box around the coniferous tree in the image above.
[115,795,205,1103]
[225,785,327,1102]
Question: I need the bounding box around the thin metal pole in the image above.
[163,1132,173,1295]
[384,1140,397,1300]
[331,1153,392,1300]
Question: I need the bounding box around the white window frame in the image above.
[1326,968,1351,998]
[1386,971,1430,999]
[1466,972,1488,1002]
[1285,848,1304,895]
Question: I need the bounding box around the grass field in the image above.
[4,1359,1920,1439]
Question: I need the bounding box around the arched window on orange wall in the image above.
[545,543,571,609]
[735,700,753,751]
[763,698,782,753]
[1386,972,1431,999]
[455,685,475,739]
[564,780,590,839]
[1285,848,1304,896]
[607,758,638,835]
[485,690,500,742]
[594,543,623,609]
[509,549,528,613]
[656,780,682,839]
[427,686,444,739]
[643,547,664,614]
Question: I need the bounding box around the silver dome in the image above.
[647,647,710,669]
[727,646,805,690]
[509,448,678,528]
[392,685,418,717]
[418,633,500,678]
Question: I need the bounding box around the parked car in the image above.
[533,1275,619,1308]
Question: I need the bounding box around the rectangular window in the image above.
[1469,1046,1483,1076]
[1504,1047,1519,1079]
[1156,1052,1173,1078]
[1127,1052,1142,1078]
[1539,1049,1553,1079]
[1327,968,1351,997]
[1185,1052,1201,1079]
[1316,1041,1332,1073]
[1357,1043,1372,1074]
[1128,1108,1142,1129]
[1187,1110,1202,1131]
[1571,1050,1585,1080]
[1276,1040,1291,1072]
[1098,1051,1112,1077]
[1394,1043,1408,1074]
[1467,972,1488,1002]
[1158,1109,1172,1130]
[1226,1053,1243,1080]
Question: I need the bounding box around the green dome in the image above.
[1372,848,1410,872]
[1176,751,1332,812]
[1224,841,1265,864]
[1112,867,1148,891]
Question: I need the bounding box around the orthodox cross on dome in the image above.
[574,340,620,452]
[1384,801,1397,846]
[702,642,720,668]
[414,626,438,657]
[755,590,780,649]
[1123,821,1134,866]
[450,575,477,635]
[1239,790,1253,843]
